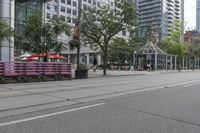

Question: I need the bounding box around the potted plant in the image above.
[75,64,88,79]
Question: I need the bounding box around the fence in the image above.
[0,62,72,78]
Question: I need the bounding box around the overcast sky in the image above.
[184,0,196,29]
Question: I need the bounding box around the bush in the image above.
[76,64,87,70]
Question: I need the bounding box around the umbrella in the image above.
[26,56,38,61]
[30,53,46,57]
[48,54,65,59]
[20,53,31,58]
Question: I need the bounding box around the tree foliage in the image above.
[164,20,187,57]
[0,20,13,42]
[81,0,137,75]
[21,13,70,61]
[108,38,134,64]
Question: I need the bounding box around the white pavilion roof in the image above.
[139,41,167,55]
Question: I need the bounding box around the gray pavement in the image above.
[0,71,200,132]
[74,69,194,78]
[1,78,200,132]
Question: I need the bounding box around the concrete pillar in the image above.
[166,55,168,70]
[0,0,15,61]
[97,54,101,65]
[195,57,197,69]
[175,56,177,70]
[182,57,185,70]
[170,56,173,70]
[67,54,70,63]
[86,53,90,66]
[155,54,157,70]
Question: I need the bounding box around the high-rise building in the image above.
[0,0,50,61]
[137,0,184,40]
[197,0,200,31]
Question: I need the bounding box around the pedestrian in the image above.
[130,63,134,71]
[93,58,97,72]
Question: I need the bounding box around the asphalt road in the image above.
[1,72,200,132]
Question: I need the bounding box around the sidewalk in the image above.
[0,69,199,118]
[72,69,194,78]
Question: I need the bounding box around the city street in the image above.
[1,71,200,132]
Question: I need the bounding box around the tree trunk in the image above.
[103,50,108,75]
[77,46,80,66]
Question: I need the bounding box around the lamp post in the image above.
[134,51,137,72]
[134,51,137,65]
[76,0,82,66]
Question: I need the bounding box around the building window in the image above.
[46,13,51,19]
[47,4,51,9]
[73,1,77,7]
[88,0,91,4]
[83,4,87,10]
[93,0,96,5]
[97,1,100,7]
[61,0,65,4]
[53,14,58,19]
[67,17,71,23]
[54,0,58,2]
[67,0,71,5]
[122,30,126,36]
[61,6,65,12]
[72,18,76,23]
[54,5,58,12]
[67,8,71,14]
[72,9,77,16]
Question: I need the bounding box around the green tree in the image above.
[0,20,13,43]
[108,38,134,65]
[81,0,137,75]
[21,13,70,61]
[164,20,187,71]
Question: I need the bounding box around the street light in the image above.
[134,51,137,66]
[134,51,137,72]
[76,0,82,66]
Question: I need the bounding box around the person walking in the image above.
[93,58,97,72]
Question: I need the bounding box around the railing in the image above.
[0,62,72,78]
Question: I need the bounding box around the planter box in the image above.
[75,69,88,79]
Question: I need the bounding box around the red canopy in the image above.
[28,53,65,59]
[26,56,38,61]
[48,54,65,59]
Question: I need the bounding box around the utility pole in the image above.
[178,42,181,72]
[76,0,82,66]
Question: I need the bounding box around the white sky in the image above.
[184,0,196,30]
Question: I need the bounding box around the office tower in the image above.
[197,0,200,31]
[137,0,184,40]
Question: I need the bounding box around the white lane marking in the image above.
[184,82,200,87]
[166,80,200,88]
[0,103,105,127]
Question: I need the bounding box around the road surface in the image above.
[0,72,200,132]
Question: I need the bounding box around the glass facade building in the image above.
[15,0,45,50]
[15,0,43,35]
[197,0,200,31]
[0,0,49,61]
[136,0,184,40]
